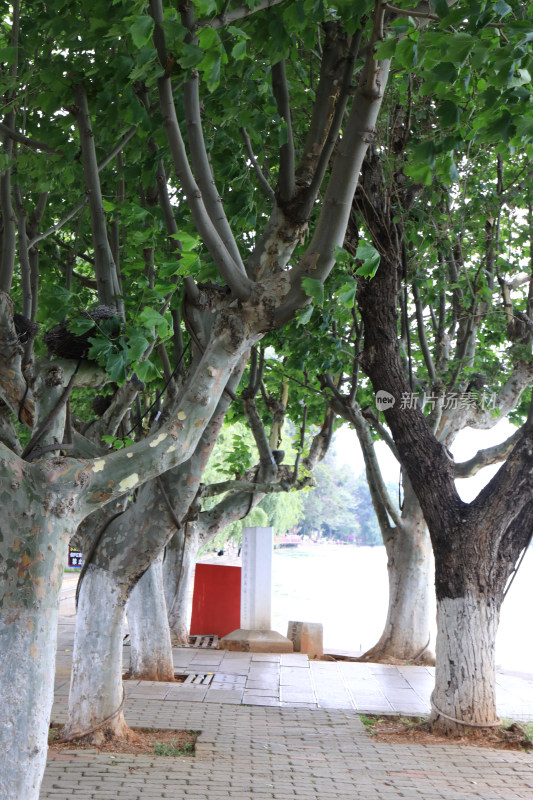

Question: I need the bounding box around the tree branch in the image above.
[242,388,276,475]
[0,121,63,155]
[27,198,88,250]
[361,407,400,461]
[454,429,522,478]
[240,126,275,201]
[149,0,255,301]
[196,0,287,30]
[272,60,296,203]
[13,182,32,319]
[199,473,313,499]
[413,283,436,382]
[70,85,122,313]
[273,9,392,324]
[83,378,144,445]
[0,124,16,293]
[180,8,246,273]
[302,405,335,470]
[0,292,33,426]
[299,27,363,220]
[97,125,137,172]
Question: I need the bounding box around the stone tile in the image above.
[280,653,310,667]
[251,654,281,663]
[245,679,279,691]
[242,688,278,698]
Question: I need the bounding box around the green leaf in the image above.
[87,337,114,365]
[508,68,531,88]
[493,0,512,17]
[170,230,199,251]
[0,46,18,66]
[178,43,204,69]
[448,158,460,182]
[198,27,217,49]
[129,16,154,49]
[125,329,151,362]
[444,33,475,64]
[301,277,324,306]
[412,141,436,169]
[337,281,357,308]
[515,115,533,141]
[138,307,170,338]
[438,100,459,127]
[194,0,217,14]
[68,317,95,336]
[395,38,417,69]
[232,39,247,60]
[431,62,458,83]
[433,0,450,17]
[134,360,161,383]
[107,350,128,383]
[102,199,115,212]
[296,305,314,326]
[374,37,396,60]
[355,241,380,279]
[333,245,351,267]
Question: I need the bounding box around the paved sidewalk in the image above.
[54,618,533,723]
[44,699,533,800]
[44,583,533,800]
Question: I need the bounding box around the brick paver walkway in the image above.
[43,701,533,799]
[44,579,533,799]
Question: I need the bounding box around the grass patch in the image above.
[359,714,379,735]
[48,725,199,756]
[153,739,195,757]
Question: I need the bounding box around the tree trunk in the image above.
[360,480,434,664]
[0,510,72,800]
[164,523,200,645]
[127,553,175,680]
[431,589,500,734]
[63,564,131,744]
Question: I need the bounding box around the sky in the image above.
[333,417,517,502]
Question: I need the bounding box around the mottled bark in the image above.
[360,480,434,665]
[63,565,130,743]
[164,523,200,644]
[127,553,175,680]
[0,462,78,800]
[357,229,533,732]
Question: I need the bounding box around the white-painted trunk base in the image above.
[432,593,500,733]
[127,554,174,681]
[0,605,59,800]
[362,523,434,663]
[165,526,199,644]
[65,565,129,742]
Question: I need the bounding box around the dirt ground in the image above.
[365,716,533,751]
[48,725,198,756]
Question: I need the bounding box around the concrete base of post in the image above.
[287,621,324,658]
[217,629,294,653]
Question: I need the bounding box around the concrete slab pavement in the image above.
[43,578,533,800]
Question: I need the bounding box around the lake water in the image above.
[271,543,533,675]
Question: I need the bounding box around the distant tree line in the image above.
[299,454,387,546]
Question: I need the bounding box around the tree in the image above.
[299,455,383,544]
[1,1,396,794]
[277,33,533,665]
[352,17,533,728]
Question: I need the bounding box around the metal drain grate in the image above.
[182,672,214,686]
[187,634,219,648]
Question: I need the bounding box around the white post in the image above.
[218,526,293,652]
[241,526,273,631]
